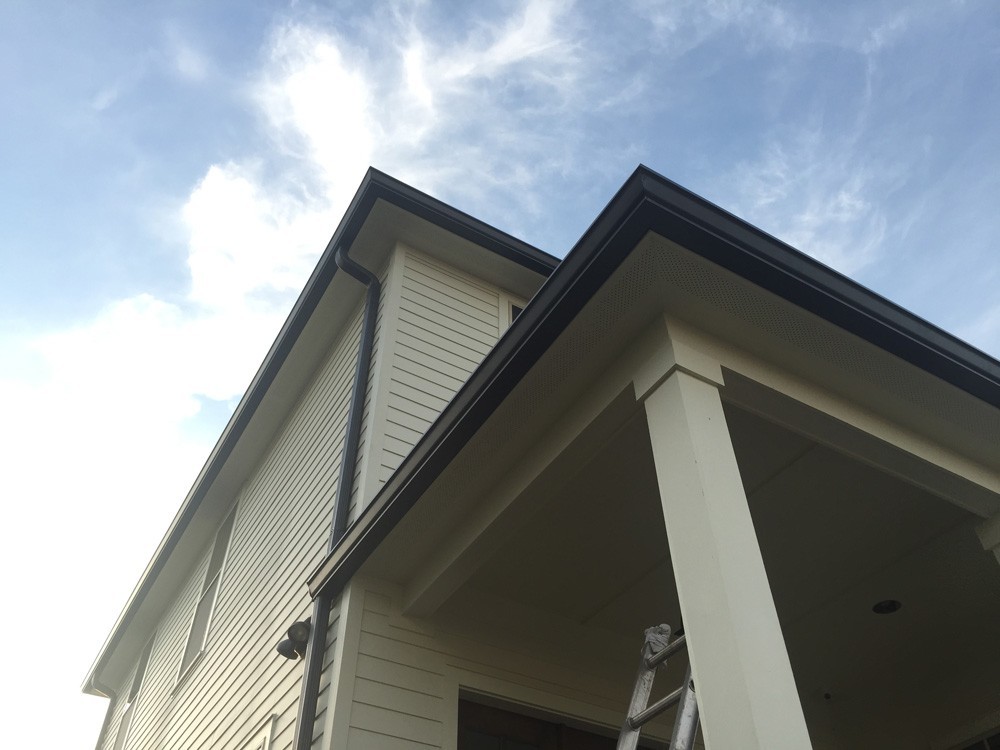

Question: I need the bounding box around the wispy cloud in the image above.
[90,84,122,112]
[4,2,996,748]
[248,0,586,228]
[633,0,809,55]
[721,129,888,275]
[860,12,910,55]
[5,4,595,665]
[164,25,212,81]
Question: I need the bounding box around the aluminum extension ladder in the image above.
[617,624,699,750]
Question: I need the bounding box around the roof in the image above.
[305,164,1000,598]
[87,164,1000,694]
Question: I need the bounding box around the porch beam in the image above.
[722,371,1000,518]
[657,324,1000,515]
[639,318,812,749]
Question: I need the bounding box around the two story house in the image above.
[84,167,1000,750]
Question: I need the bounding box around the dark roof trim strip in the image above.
[632,168,1000,403]
[306,168,660,596]
[83,168,555,694]
[307,164,1000,598]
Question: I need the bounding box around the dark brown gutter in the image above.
[292,242,380,750]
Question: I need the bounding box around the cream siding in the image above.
[122,549,206,750]
[335,579,667,750]
[100,661,140,750]
[110,297,370,749]
[368,247,503,496]
[309,603,342,750]
[97,241,533,749]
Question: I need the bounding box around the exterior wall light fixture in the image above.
[872,600,902,615]
[276,618,311,659]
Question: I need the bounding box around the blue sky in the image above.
[1,1,998,746]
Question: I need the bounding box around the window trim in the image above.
[955,728,1000,750]
[175,504,237,686]
[241,714,278,750]
[457,697,661,749]
[111,633,155,750]
[499,291,527,333]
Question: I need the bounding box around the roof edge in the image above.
[307,164,1000,598]
[631,164,1000,403]
[83,168,555,695]
[306,165,660,596]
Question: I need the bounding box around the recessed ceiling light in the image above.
[872,599,902,615]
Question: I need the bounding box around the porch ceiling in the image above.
[460,404,1000,746]
[351,219,1000,744]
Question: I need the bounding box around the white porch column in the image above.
[636,319,812,750]
[977,513,1000,566]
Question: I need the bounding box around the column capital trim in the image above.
[977,512,1000,553]
[632,316,725,402]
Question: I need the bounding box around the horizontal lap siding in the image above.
[121,305,365,750]
[380,251,500,481]
[100,661,140,750]
[344,584,642,750]
[119,554,206,750]
[109,245,516,749]
[350,599,446,748]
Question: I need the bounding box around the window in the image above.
[499,292,526,333]
[112,634,155,750]
[241,714,277,750]
[458,700,659,750]
[178,505,237,679]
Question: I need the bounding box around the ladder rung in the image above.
[645,633,686,669]
[626,684,685,730]
[617,626,699,750]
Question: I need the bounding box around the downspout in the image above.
[89,677,118,750]
[292,245,381,750]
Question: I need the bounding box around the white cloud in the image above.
[240,0,586,231]
[402,40,435,113]
[10,2,997,747]
[9,8,596,745]
[183,162,337,310]
[90,84,122,112]
[257,25,375,196]
[173,44,210,80]
[165,26,211,81]
[474,0,578,75]
[634,0,809,54]
[861,12,910,55]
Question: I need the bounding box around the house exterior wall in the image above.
[88,171,1000,750]
[98,244,521,750]
[351,244,512,523]
[99,298,365,749]
[102,660,139,750]
[322,578,675,750]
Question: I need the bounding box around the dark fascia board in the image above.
[629,166,1000,403]
[83,168,556,696]
[308,163,1000,598]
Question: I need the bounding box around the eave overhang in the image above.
[83,168,557,696]
[307,164,1000,599]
